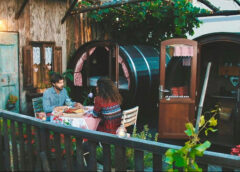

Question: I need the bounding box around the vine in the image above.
[83,0,209,45]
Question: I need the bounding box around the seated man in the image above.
[43,73,82,121]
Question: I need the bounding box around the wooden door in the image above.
[158,38,197,139]
[0,32,19,112]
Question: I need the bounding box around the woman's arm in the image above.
[92,96,102,117]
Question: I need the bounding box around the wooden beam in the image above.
[197,10,240,17]
[15,0,29,19]
[61,0,78,24]
[198,0,219,12]
[72,0,151,14]
[233,0,240,6]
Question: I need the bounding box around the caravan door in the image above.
[158,38,197,139]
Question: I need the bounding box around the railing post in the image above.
[35,127,42,171]
[76,137,84,170]
[3,119,10,171]
[54,133,63,171]
[40,152,50,172]
[134,149,144,171]
[0,117,4,171]
[115,146,126,171]
[87,141,97,171]
[40,128,50,171]
[27,124,34,170]
[10,120,19,171]
[153,153,162,171]
[103,143,111,171]
[18,122,25,170]
[65,134,73,171]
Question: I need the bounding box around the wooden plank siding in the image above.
[0,110,240,171]
[0,0,72,114]
[0,0,103,114]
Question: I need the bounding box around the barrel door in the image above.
[158,38,198,139]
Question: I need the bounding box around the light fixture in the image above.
[0,20,6,31]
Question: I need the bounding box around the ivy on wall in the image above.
[83,0,209,46]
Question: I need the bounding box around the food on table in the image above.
[64,108,85,114]
[64,108,76,113]
[73,109,84,113]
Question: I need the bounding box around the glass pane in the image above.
[45,47,52,65]
[165,45,192,98]
[33,47,41,65]
[33,47,41,88]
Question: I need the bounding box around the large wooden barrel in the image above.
[69,41,163,106]
[119,45,160,104]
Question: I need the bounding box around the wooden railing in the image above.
[0,109,240,171]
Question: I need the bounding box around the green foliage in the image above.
[96,125,158,169]
[164,105,221,172]
[84,0,209,46]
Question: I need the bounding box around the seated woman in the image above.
[92,77,122,134]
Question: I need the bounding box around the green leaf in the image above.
[165,149,176,156]
[199,115,205,128]
[184,123,195,136]
[192,162,202,172]
[164,155,174,165]
[205,129,208,136]
[174,153,187,167]
[208,127,217,133]
[208,117,217,127]
[195,141,211,152]
[191,145,204,157]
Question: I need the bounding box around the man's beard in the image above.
[55,85,63,91]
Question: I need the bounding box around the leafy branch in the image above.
[164,104,221,172]
[86,0,209,46]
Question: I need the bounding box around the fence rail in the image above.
[0,109,240,171]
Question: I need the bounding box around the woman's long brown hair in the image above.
[97,77,122,104]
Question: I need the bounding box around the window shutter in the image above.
[53,46,62,74]
[23,46,33,88]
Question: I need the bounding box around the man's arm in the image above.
[63,88,76,106]
[43,91,56,113]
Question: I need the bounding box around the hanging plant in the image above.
[85,0,209,46]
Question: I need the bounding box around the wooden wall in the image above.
[72,13,106,50]
[0,0,69,113]
[0,0,104,114]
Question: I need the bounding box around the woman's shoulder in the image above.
[96,96,119,107]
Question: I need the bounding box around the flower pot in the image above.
[6,103,16,110]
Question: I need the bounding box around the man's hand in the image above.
[74,102,83,108]
[54,106,68,112]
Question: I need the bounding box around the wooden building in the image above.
[0,0,102,114]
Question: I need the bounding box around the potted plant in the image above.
[6,94,18,110]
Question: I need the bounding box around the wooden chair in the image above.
[121,106,139,133]
[32,97,45,119]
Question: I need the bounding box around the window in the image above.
[23,42,62,89]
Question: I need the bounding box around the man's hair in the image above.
[50,73,64,84]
